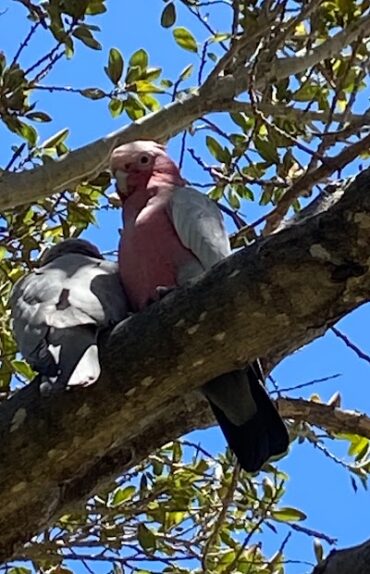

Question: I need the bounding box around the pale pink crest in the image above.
[110,140,185,196]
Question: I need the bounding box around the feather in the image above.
[169,186,231,273]
[10,239,128,392]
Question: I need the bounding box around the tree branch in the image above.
[263,131,370,234]
[277,398,370,438]
[1,11,369,210]
[312,538,370,574]
[1,169,370,562]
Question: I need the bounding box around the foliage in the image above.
[1,0,370,572]
[0,440,325,574]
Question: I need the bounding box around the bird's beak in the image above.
[115,169,129,195]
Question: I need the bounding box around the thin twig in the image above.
[282,522,337,545]
[270,374,341,395]
[10,21,40,67]
[331,327,370,365]
[263,131,370,234]
[201,464,240,572]
[178,131,187,171]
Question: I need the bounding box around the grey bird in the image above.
[10,238,128,393]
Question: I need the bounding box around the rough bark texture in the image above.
[312,538,370,574]
[1,170,370,562]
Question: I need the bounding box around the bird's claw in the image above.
[156,286,175,299]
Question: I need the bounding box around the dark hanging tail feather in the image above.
[203,362,289,472]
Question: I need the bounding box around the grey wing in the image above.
[170,186,231,272]
[10,255,128,390]
[87,260,129,325]
[10,268,65,373]
[45,255,127,328]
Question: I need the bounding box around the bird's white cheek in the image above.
[115,170,129,195]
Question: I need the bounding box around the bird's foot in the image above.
[156,285,176,299]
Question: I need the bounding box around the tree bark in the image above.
[1,170,370,563]
[312,538,370,574]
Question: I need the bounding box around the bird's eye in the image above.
[139,154,150,164]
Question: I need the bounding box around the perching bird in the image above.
[110,140,289,472]
[10,238,128,393]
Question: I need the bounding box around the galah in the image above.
[110,140,289,472]
[10,238,128,393]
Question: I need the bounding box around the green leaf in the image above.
[133,81,163,94]
[152,458,163,476]
[338,433,370,458]
[129,49,148,70]
[179,63,194,81]
[139,473,148,494]
[293,83,319,102]
[108,98,125,118]
[0,52,6,75]
[125,96,146,120]
[161,79,173,88]
[143,67,162,81]
[80,88,106,100]
[255,136,279,164]
[230,112,253,132]
[125,66,142,84]
[262,477,275,499]
[8,568,31,574]
[227,190,240,209]
[206,135,229,163]
[139,93,160,111]
[105,48,124,84]
[209,185,224,201]
[72,26,102,50]
[137,524,156,553]
[41,128,69,149]
[210,32,230,43]
[161,2,176,27]
[337,0,355,16]
[86,0,107,15]
[12,360,34,380]
[235,184,254,201]
[89,171,111,187]
[111,486,136,506]
[314,538,324,563]
[61,0,89,18]
[26,111,52,122]
[219,529,237,549]
[165,510,185,529]
[272,507,307,522]
[173,27,198,53]
[172,441,182,462]
[16,121,37,146]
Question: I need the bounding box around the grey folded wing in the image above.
[10,254,128,375]
[169,186,231,281]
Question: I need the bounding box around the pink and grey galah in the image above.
[10,238,128,394]
[110,140,289,472]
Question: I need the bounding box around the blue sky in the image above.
[1,0,370,571]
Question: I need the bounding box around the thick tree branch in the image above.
[277,398,370,438]
[312,538,370,574]
[227,102,370,128]
[264,131,370,234]
[1,12,369,210]
[1,170,370,562]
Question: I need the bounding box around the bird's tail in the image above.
[203,363,289,472]
[38,326,101,394]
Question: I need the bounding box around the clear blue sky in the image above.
[1,1,370,571]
